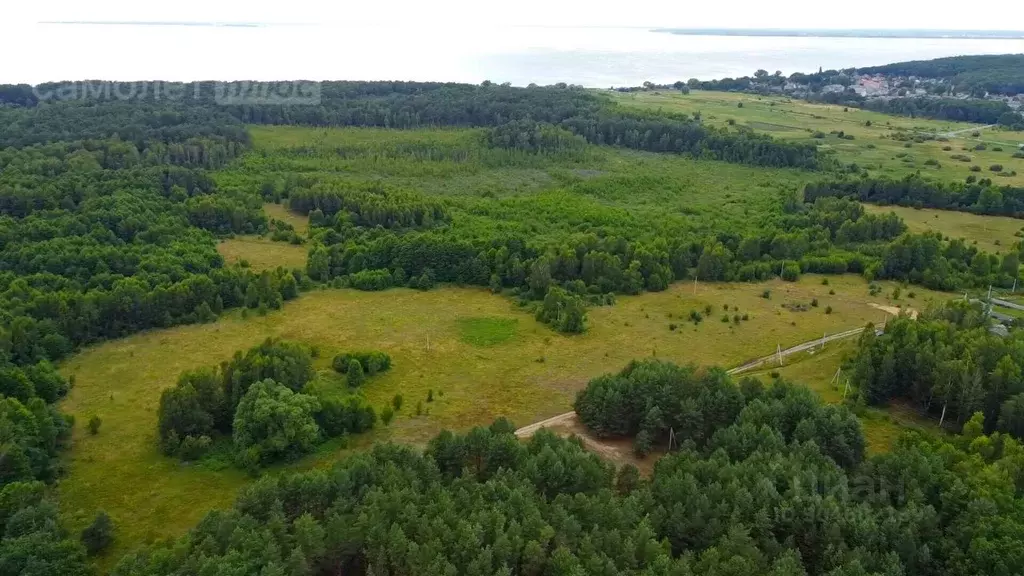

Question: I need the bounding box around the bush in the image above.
[721,314,730,323]
[333,351,392,376]
[81,511,114,555]
[87,414,102,435]
[347,360,365,386]
[381,405,395,426]
[761,289,771,299]
[232,379,321,466]
[315,396,376,437]
[990,164,1004,172]
[970,165,982,172]
[669,323,678,331]
[427,389,434,402]
[393,394,404,411]
[811,298,819,307]
[825,305,833,314]
[942,145,952,151]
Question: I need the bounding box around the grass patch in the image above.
[457,317,519,346]
[863,204,1022,254]
[264,202,309,236]
[610,90,1024,186]
[217,236,308,271]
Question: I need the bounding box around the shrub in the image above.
[381,405,394,426]
[970,165,981,172]
[315,396,376,437]
[811,298,819,307]
[669,323,678,331]
[825,306,833,314]
[721,314,730,323]
[689,310,703,324]
[761,289,771,299]
[333,351,392,376]
[704,304,713,315]
[347,360,365,387]
[741,313,749,321]
[990,164,1004,172]
[942,145,952,151]
[81,511,114,555]
[427,389,434,402]
[88,414,102,435]
[393,394,404,411]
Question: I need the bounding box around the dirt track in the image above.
[515,321,886,440]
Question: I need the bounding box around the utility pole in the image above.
[821,331,826,351]
[777,343,783,366]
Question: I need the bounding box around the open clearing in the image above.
[863,203,1023,255]
[59,274,945,559]
[216,236,308,271]
[611,90,1024,186]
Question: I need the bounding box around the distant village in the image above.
[791,74,1024,110]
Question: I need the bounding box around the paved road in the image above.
[515,325,878,438]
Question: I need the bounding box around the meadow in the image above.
[863,203,1024,255]
[612,90,1024,186]
[58,274,943,561]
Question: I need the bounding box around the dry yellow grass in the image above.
[57,274,948,561]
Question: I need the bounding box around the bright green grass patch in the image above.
[610,90,1024,186]
[863,203,1023,255]
[458,317,519,346]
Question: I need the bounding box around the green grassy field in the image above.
[611,90,1024,186]
[58,274,946,561]
[863,203,1024,255]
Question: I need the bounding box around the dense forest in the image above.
[848,300,1024,436]
[106,360,1024,575]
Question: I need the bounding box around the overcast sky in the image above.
[6,0,1024,30]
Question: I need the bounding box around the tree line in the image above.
[804,173,1024,218]
[108,359,1024,575]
